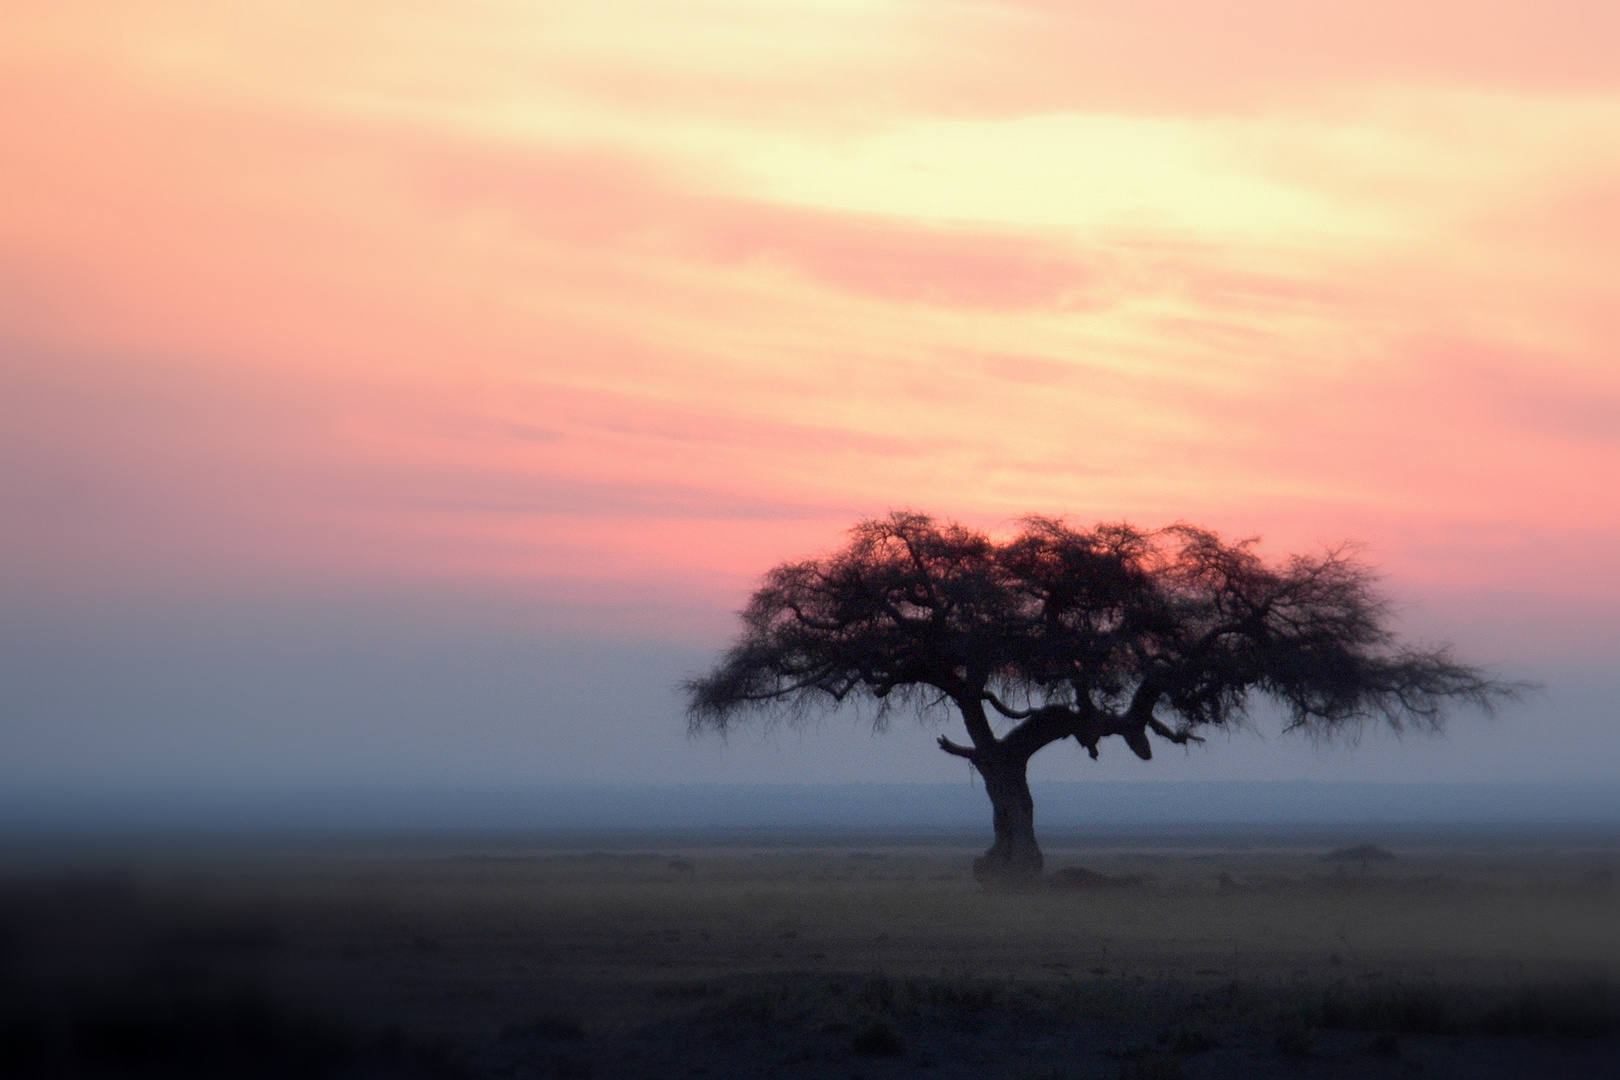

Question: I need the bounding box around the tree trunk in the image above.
[972,749,1044,887]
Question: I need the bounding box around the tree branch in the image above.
[1124,678,1161,725]
[1066,702,1160,762]
[1146,717,1204,746]
[1000,704,1084,760]
[955,695,999,751]
[937,735,978,759]
[982,689,1036,719]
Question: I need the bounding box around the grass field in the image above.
[2,830,1615,1077]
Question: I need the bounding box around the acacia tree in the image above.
[685,512,1517,885]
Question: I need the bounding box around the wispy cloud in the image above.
[3,0,1616,636]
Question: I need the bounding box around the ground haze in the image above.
[4,826,1615,1078]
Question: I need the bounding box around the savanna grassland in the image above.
[3,832,1616,1078]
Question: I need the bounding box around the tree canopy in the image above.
[687,512,1519,883]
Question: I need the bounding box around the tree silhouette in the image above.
[686,512,1520,885]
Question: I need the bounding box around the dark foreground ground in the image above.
[2,828,1616,1079]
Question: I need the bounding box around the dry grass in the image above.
[2,834,1615,1077]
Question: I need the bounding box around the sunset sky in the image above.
[3,1,1617,792]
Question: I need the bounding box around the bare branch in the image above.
[1147,717,1204,746]
[983,689,1036,719]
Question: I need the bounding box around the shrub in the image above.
[1274,1020,1316,1057]
[850,1017,903,1057]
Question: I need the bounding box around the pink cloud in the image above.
[910,2,1620,116]
[3,1,1617,644]
[418,145,1093,309]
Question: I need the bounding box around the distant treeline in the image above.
[3,781,1619,837]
